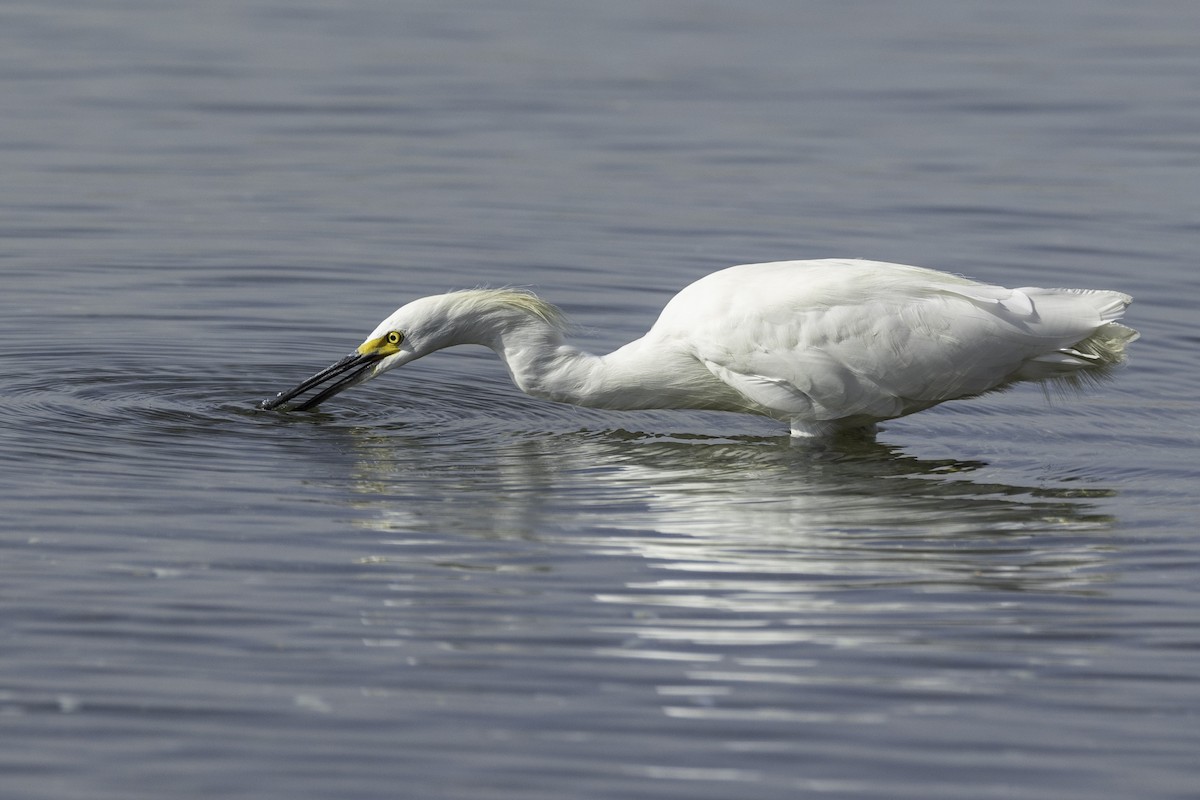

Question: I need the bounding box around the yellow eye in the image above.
[386,331,403,346]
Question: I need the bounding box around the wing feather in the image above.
[652,260,1131,425]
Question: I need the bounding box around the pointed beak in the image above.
[259,350,386,411]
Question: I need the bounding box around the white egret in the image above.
[260,259,1137,437]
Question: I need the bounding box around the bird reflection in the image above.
[337,424,1117,602]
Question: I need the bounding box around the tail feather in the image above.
[1018,316,1139,390]
[1006,284,1136,389]
[1060,288,1133,324]
[1071,321,1139,364]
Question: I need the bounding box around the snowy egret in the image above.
[259,259,1137,437]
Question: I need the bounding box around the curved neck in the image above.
[479,314,614,405]
[472,311,729,411]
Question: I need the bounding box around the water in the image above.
[3,1,1199,798]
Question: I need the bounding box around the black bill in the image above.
[259,351,385,411]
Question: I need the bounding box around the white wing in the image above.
[651,259,1132,425]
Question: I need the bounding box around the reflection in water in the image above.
[342,424,1117,601]
[325,424,1123,750]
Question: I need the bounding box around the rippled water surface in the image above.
[3,2,1200,798]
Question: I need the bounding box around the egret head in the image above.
[258,289,565,411]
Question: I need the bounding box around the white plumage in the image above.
[261,259,1137,437]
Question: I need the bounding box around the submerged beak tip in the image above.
[255,391,289,412]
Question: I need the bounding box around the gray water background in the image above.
[2,1,1199,798]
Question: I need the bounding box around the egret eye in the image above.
[386,331,403,346]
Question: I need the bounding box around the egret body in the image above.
[260,259,1137,437]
